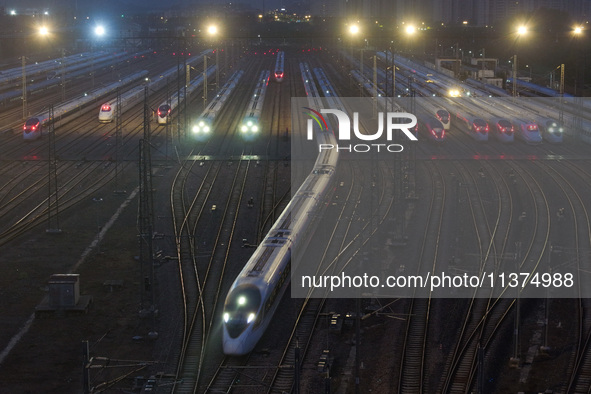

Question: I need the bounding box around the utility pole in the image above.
[203,55,208,108]
[22,56,27,118]
[46,104,61,234]
[512,55,517,98]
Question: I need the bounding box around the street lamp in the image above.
[206,23,220,96]
[94,25,106,37]
[572,26,584,95]
[22,26,53,118]
[91,25,107,90]
[513,25,528,97]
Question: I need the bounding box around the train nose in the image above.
[223,339,246,356]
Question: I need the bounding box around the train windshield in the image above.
[497,120,513,134]
[158,105,171,117]
[436,110,449,123]
[223,285,262,338]
[24,118,40,131]
[473,119,488,133]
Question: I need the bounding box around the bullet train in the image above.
[490,117,515,143]
[191,70,243,139]
[414,115,446,142]
[513,118,542,144]
[239,70,270,138]
[537,117,564,143]
[274,51,284,82]
[98,103,115,123]
[96,50,213,124]
[222,63,340,355]
[156,65,216,125]
[454,108,489,141]
[156,104,172,124]
[24,70,149,140]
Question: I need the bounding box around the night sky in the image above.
[1,0,287,12]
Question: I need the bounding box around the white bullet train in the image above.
[513,118,542,144]
[414,115,446,142]
[191,70,243,138]
[454,107,489,141]
[537,117,564,143]
[98,103,115,123]
[239,70,270,138]
[96,49,213,124]
[348,68,448,142]
[274,51,284,82]
[490,117,515,143]
[24,70,149,140]
[156,65,216,125]
[222,63,340,355]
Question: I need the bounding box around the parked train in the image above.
[537,118,564,143]
[490,117,515,143]
[239,70,270,138]
[454,108,489,141]
[23,70,149,140]
[274,51,284,82]
[414,115,446,142]
[513,119,542,144]
[156,65,216,125]
[191,70,243,138]
[95,49,213,124]
[222,63,340,355]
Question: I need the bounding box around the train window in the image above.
[25,118,40,127]
[436,110,449,122]
[158,105,171,116]
[224,285,262,338]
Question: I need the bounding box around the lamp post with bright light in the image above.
[512,25,527,98]
[207,24,220,94]
[348,23,361,93]
[572,25,584,95]
[91,25,106,90]
[22,26,52,118]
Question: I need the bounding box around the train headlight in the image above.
[251,125,258,132]
[241,125,248,133]
[192,125,200,134]
[247,313,255,323]
[203,126,210,133]
[247,121,253,127]
[224,313,229,323]
[199,121,205,127]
